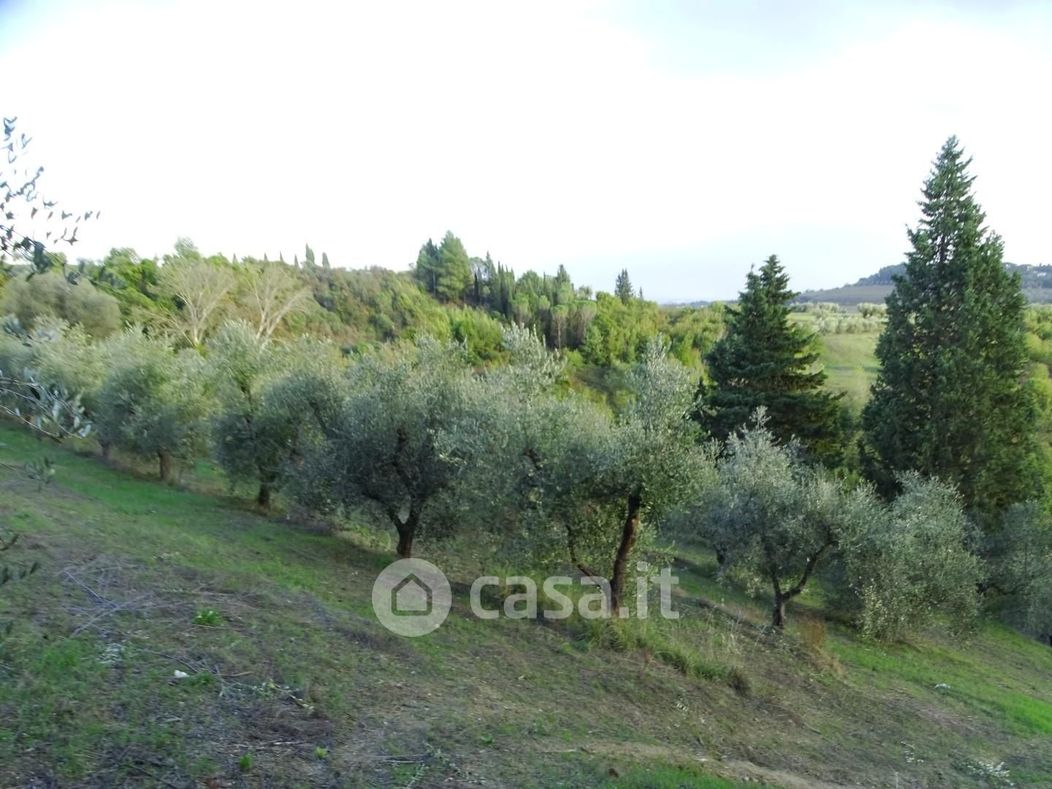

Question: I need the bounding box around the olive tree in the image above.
[29,322,108,416]
[289,338,474,557]
[477,333,702,611]
[582,337,701,611]
[692,419,871,628]
[836,473,981,640]
[0,320,92,442]
[0,273,120,338]
[207,322,342,507]
[94,332,208,481]
[1,116,93,267]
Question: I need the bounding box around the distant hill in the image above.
[799,262,1052,306]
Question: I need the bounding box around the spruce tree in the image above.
[861,137,1038,516]
[701,255,843,464]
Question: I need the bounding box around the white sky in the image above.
[2,0,1050,301]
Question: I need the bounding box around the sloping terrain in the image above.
[798,263,1052,307]
[1,425,1050,788]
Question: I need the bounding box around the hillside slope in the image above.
[799,263,1052,306]
[1,426,1050,787]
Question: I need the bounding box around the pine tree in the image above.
[413,239,441,295]
[860,137,1038,516]
[413,233,472,302]
[435,231,472,302]
[700,255,843,464]
[614,269,634,304]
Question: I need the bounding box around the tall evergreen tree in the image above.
[413,238,441,295]
[413,232,472,302]
[700,255,843,464]
[435,231,473,302]
[860,137,1038,516]
[614,269,634,304]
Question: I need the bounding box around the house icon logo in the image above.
[372,559,451,637]
[392,572,433,616]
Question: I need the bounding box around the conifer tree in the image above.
[413,232,472,302]
[700,255,843,464]
[614,269,634,304]
[414,239,441,295]
[435,231,472,302]
[861,137,1038,516]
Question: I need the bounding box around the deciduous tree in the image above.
[159,241,236,347]
[241,262,311,340]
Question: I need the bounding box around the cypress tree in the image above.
[860,137,1038,517]
[700,255,843,464]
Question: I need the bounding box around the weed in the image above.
[193,608,222,627]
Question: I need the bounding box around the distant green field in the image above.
[797,284,894,306]
[816,332,880,410]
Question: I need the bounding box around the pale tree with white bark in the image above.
[158,240,236,347]
[241,263,311,340]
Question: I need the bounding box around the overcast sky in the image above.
[2,0,1050,301]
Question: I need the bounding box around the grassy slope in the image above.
[1,426,1051,788]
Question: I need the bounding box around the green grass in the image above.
[816,331,880,410]
[2,424,1051,786]
[829,628,1052,736]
